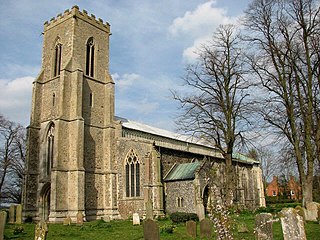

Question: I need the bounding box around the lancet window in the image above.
[53,40,62,77]
[46,124,54,176]
[125,150,140,197]
[86,37,95,77]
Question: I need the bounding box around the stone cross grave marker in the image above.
[143,219,159,240]
[16,204,22,224]
[145,201,153,220]
[76,212,84,225]
[132,213,140,225]
[200,218,212,239]
[255,213,273,240]
[0,211,7,240]
[34,220,48,240]
[8,205,15,223]
[186,220,197,238]
[280,208,306,240]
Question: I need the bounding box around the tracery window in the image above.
[86,37,95,77]
[53,41,62,77]
[46,124,54,176]
[125,149,140,197]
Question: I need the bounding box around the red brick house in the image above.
[266,176,302,200]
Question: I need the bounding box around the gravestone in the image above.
[305,202,319,221]
[76,212,84,225]
[132,213,140,225]
[143,219,159,240]
[200,218,212,239]
[280,208,306,240]
[0,211,7,240]
[145,201,153,220]
[8,205,15,223]
[34,220,48,240]
[196,203,205,221]
[255,213,273,240]
[16,204,22,224]
[295,206,306,223]
[63,216,71,225]
[186,220,197,238]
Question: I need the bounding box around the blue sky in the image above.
[0,0,251,131]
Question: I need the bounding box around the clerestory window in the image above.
[125,149,140,197]
[53,41,62,77]
[86,37,95,77]
[46,124,54,176]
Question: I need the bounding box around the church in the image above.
[22,6,265,223]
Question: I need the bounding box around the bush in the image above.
[169,212,198,223]
[160,223,175,234]
[13,226,24,235]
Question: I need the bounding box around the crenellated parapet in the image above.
[44,5,110,33]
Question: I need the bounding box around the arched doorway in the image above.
[203,185,210,214]
[41,184,51,221]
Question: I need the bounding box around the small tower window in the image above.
[86,37,95,77]
[89,93,93,107]
[52,93,56,106]
[53,41,62,77]
[46,124,54,176]
[125,150,140,197]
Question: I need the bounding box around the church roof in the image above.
[232,152,259,164]
[164,161,202,182]
[116,116,214,148]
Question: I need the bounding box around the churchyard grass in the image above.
[3,213,320,239]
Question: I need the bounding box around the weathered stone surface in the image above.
[132,213,140,225]
[280,208,306,240]
[305,202,319,221]
[143,219,159,240]
[8,205,15,223]
[16,204,22,224]
[196,203,205,221]
[0,211,7,240]
[63,216,71,226]
[255,213,273,240]
[145,201,153,220]
[76,212,84,225]
[186,220,197,238]
[34,220,48,240]
[295,206,306,223]
[200,218,212,239]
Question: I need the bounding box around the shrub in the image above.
[13,226,24,235]
[169,212,198,223]
[160,223,175,234]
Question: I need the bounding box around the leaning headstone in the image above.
[255,213,273,240]
[200,218,212,239]
[145,201,153,220]
[305,202,319,221]
[132,213,140,225]
[280,208,306,240]
[63,216,71,226]
[0,211,7,240]
[76,212,84,225]
[34,220,48,240]
[16,204,22,224]
[8,205,15,223]
[295,206,306,223]
[186,220,197,238]
[143,219,159,240]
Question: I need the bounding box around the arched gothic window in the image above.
[46,124,54,176]
[86,37,95,77]
[53,41,62,77]
[125,150,140,197]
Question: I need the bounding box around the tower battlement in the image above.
[44,5,110,33]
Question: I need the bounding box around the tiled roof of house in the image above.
[163,161,202,182]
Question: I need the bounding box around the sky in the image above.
[0,0,251,131]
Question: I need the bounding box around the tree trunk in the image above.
[301,175,313,206]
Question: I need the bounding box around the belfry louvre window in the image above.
[53,41,62,77]
[125,150,140,197]
[46,124,54,176]
[86,37,95,77]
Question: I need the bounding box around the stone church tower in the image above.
[23,6,117,222]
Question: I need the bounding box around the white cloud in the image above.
[0,77,34,126]
[112,73,141,90]
[168,0,240,63]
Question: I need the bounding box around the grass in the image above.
[3,213,320,239]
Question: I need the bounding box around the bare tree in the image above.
[0,113,26,204]
[173,25,251,206]
[244,0,320,205]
